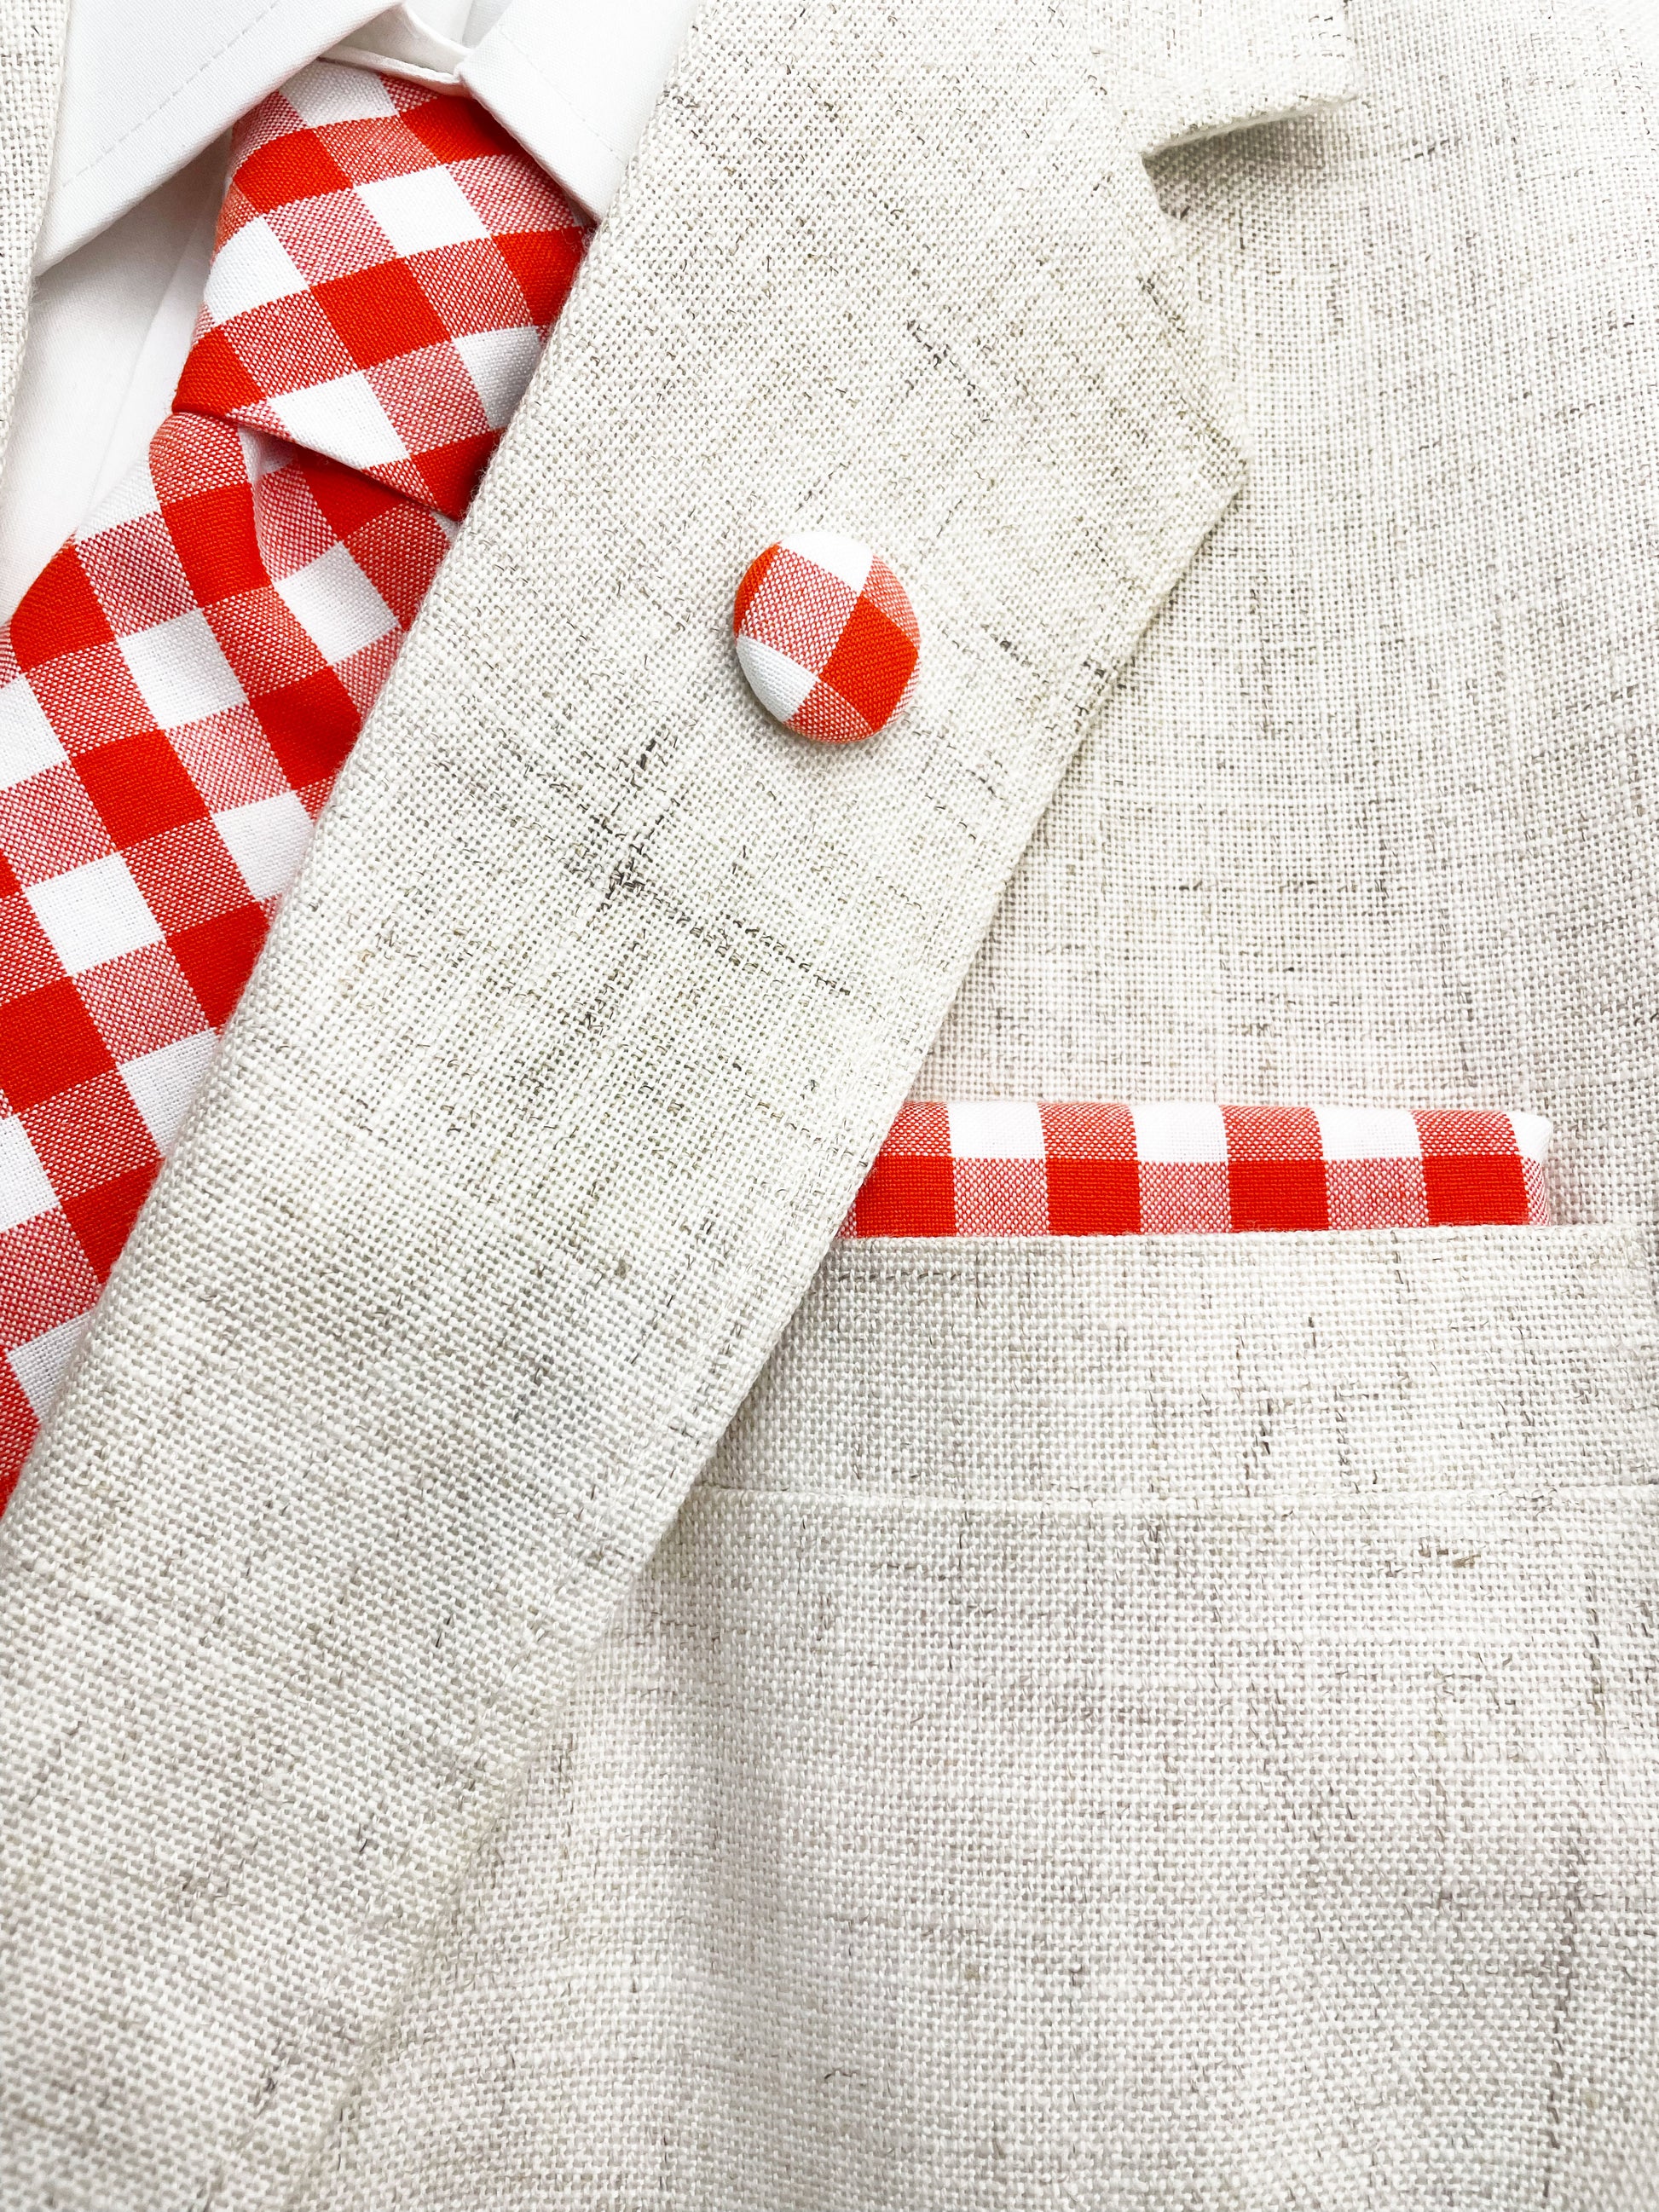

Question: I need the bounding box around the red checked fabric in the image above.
[841,1103,1553,1236]
[733,531,919,741]
[0,61,587,1502]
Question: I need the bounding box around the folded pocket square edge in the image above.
[841,1103,1552,1237]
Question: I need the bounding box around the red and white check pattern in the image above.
[841,1103,1553,1237]
[733,531,920,742]
[176,65,587,517]
[0,63,588,1502]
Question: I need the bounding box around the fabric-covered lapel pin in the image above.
[733,531,919,742]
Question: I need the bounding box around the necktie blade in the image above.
[0,66,590,1499]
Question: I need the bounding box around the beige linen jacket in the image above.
[6,0,1659,2204]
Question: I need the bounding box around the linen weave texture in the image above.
[9,0,1659,2205]
[0,0,1260,2194]
[315,1224,1659,2209]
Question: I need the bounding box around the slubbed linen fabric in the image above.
[0,0,1283,2193]
[0,61,587,1494]
[843,1100,1552,1235]
[7,6,1659,2212]
[309,1227,1659,2209]
[292,0,1659,2201]
[915,0,1659,1241]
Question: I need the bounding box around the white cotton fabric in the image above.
[38,0,384,271]
[327,0,473,85]
[459,0,701,216]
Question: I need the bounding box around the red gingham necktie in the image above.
[0,61,588,1499]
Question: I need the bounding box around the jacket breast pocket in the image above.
[316,1227,1659,2210]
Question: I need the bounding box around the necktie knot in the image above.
[173,62,590,518]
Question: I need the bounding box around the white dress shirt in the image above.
[0,0,696,616]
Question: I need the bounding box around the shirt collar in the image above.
[39,0,391,271]
[38,0,699,273]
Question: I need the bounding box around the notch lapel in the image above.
[0,0,1351,2198]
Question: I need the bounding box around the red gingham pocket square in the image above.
[841,1103,1552,1237]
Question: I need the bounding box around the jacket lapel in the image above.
[0,0,1349,2198]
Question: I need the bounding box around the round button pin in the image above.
[732,531,919,742]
